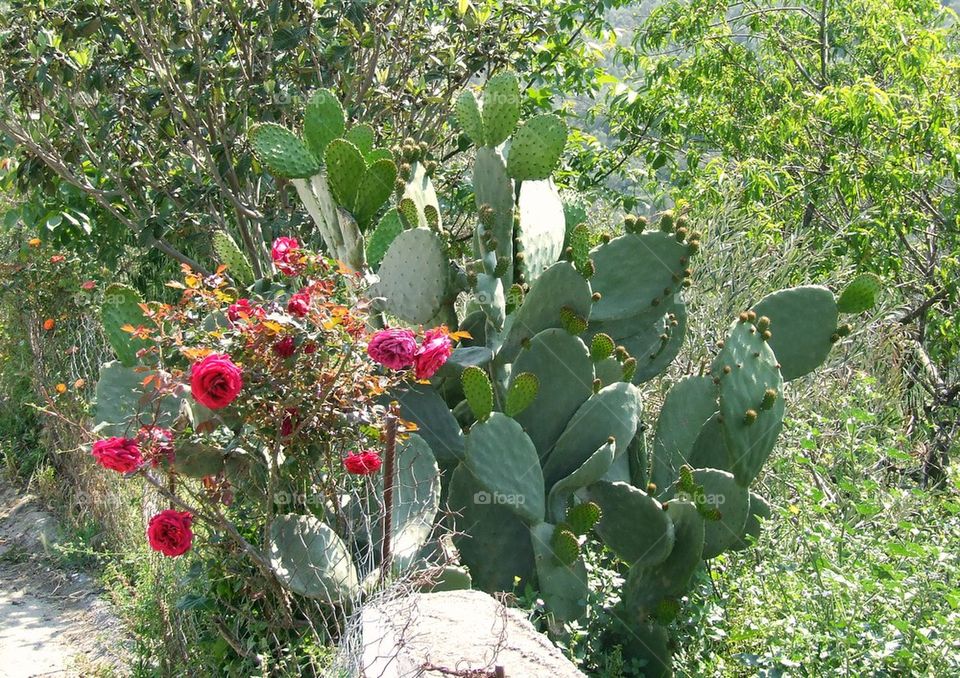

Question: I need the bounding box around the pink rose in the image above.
[147,510,193,557]
[137,426,174,467]
[414,327,453,379]
[273,336,296,358]
[190,353,243,409]
[343,450,382,475]
[91,437,142,473]
[287,290,311,317]
[227,299,264,324]
[271,237,305,277]
[367,328,417,370]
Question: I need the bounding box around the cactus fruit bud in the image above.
[563,246,574,260]
[722,365,732,374]
[615,346,628,360]
[663,287,672,296]
[550,527,580,566]
[399,162,412,180]
[592,378,602,394]
[515,252,525,263]
[479,204,495,227]
[566,501,602,535]
[761,388,778,410]
[493,258,509,278]
[738,311,749,323]
[676,215,688,230]
[520,337,532,350]
[743,409,758,425]
[762,330,772,341]
[830,333,840,343]
[687,240,701,254]
[403,136,416,146]
[756,315,771,332]
[675,227,688,242]
[516,273,525,284]
[746,310,757,323]
[418,140,429,155]
[646,482,657,494]
[425,160,437,174]
[591,292,602,302]
[652,297,661,307]
[636,215,648,230]
[659,210,675,232]
[624,214,638,230]
[560,306,588,335]
[581,259,595,279]
[600,233,611,244]
[837,323,852,337]
[622,357,637,381]
[488,237,499,251]
[689,230,702,241]
[394,178,406,193]
[590,333,615,362]
[682,279,692,288]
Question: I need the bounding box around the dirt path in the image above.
[0,479,127,677]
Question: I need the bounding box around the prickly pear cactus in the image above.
[248,76,871,674]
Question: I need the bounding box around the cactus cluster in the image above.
[245,77,877,675]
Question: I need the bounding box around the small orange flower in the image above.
[28,238,41,247]
[50,255,65,264]
[55,383,67,394]
[73,378,85,389]
[43,318,56,331]
[81,280,96,290]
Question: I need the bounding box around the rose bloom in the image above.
[287,290,311,317]
[91,437,143,473]
[343,450,382,475]
[271,237,305,276]
[147,510,194,557]
[414,327,453,379]
[190,353,243,409]
[227,298,264,324]
[280,407,300,438]
[273,336,296,358]
[367,328,417,370]
[138,426,174,467]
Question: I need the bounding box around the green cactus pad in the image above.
[651,376,719,490]
[371,433,440,570]
[93,361,182,436]
[633,298,687,383]
[461,366,494,423]
[568,223,591,274]
[370,228,448,324]
[586,481,675,567]
[447,464,535,592]
[268,514,359,602]
[730,491,772,551]
[354,157,397,228]
[530,522,589,622]
[594,356,624,387]
[212,231,255,287]
[547,439,616,522]
[303,89,345,159]
[590,333,616,362]
[688,413,732,472]
[504,372,539,417]
[627,431,649,490]
[713,318,785,485]
[499,262,593,363]
[173,442,225,478]
[511,329,594,457]
[343,123,375,156]
[475,272,506,330]
[752,285,839,381]
[837,273,881,313]
[506,114,567,181]
[588,232,689,322]
[400,162,442,231]
[249,123,321,179]
[482,71,521,147]
[543,382,642,489]
[671,467,749,558]
[464,413,545,525]
[473,147,515,285]
[623,500,704,613]
[324,138,366,209]
[366,208,404,268]
[388,383,465,464]
[101,283,153,367]
[455,89,485,145]
[516,179,566,285]
[421,565,473,592]
[566,501,602,535]
[616,622,672,678]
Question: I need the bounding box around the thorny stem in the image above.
[380,403,399,580]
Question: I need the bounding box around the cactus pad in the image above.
[101,283,153,367]
[343,123,375,156]
[464,413,545,525]
[400,162,442,231]
[566,501,602,535]
[473,147,514,284]
[212,231,255,287]
[93,361,182,436]
[547,439,616,522]
[504,372,539,417]
[651,376,719,490]
[324,138,366,209]
[461,366,494,423]
[688,413,732,472]
[752,285,838,381]
[370,228,448,324]
[268,514,359,602]
[671,467,748,558]
[389,383,465,464]
[482,71,521,147]
[530,522,588,622]
[455,89,484,145]
[712,318,785,485]
[516,179,566,285]
[303,89,345,159]
[249,123,321,179]
[837,273,881,313]
[366,208,404,268]
[586,481,675,567]
[507,114,567,181]
[590,333,616,362]
[354,157,397,228]
[730,491,772,551]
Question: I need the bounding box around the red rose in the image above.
[367,328,418,370]
[271,237,305,276]
[91,437,142,473]
[343,450,382,475]
[280,407,300,438]
[190,353,243,409]
[303,341,318,355]
[137,426,174,467]
[147,509,193,557]
[414,327,453,379]
[273,336,296,358]
[227,298,264,324]
[287,290,311,317]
